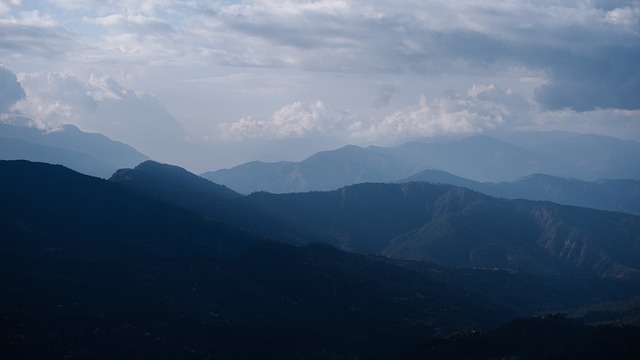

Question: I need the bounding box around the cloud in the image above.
[13,71,186,162]
[0,65,25,112]
[179,1,639,111]
[48,0,173,14]
[0,10,76,60]
[218,84,532,143]
[89,13,175,33]
[13,71,96,126]
[371,84,396,108]
[218,100,356,141]
[533,46,640,111]
[0,1,21,14]
[354,84,532,141]
[531,108,640,140]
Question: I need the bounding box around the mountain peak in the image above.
[112,160,241,200]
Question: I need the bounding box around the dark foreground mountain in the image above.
[402,170,640,215]
[202,132,640,194]
[110,161,317,244]
[111,160,241,202]
[5,160,640,358]
[0,121,148,177]
[4,160,603,359]
[388,314,640,360]
[110,161,640,308]
[570,295,640,326]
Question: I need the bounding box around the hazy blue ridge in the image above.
[202,132,640,194]
[0,122,148,177]
[0,137,118,178]
[400,170,640,215]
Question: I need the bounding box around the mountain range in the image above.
[4,159,640,358]
[3,123,640,358]
[113,161,640,281]
[0,121,148,177]
[202,132,640,194]
[401,170,640,215]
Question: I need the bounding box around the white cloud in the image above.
[47,0,174,14]
[13,71,186,163]
[13,71,96,126]
[604,4,640,28]
[89,13,173,31]
[0,0,21,14]
[352,84,532,141]
[218,84,532,143]
[218,100,356,141]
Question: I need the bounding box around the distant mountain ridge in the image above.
[0,121,148,177]
[0,137,117,178]
[202,132,640,194]
[401,170,640,215]
[203,144,410,194]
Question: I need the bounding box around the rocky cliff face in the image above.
[530,205,640,280]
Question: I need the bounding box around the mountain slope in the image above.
[533,134,640,180]
[116,161,640,280]
[402,170,640,215]
[111,160,241,202]
[203,132,640,194]
[202,135,554,194]
[391,315,640,360]
[0,137,117,178]
[4,160,550,358]
[247,182,640,280]
[381,135,564,181]
[202,144,409,194]
[0,122,148,177]
[110,161,317,244]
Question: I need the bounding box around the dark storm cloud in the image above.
[0,65,25,112]
[534,46,640,111]
[397,28,639,111]
[372,84,396,108]
[198,1,639,112]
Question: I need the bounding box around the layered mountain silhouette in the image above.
[110,161,317,244]
[115,161,640,282]
[402,170,640,215]
[247,182,640,280]
[202,132,640,194]
[0,121,148,177]
[0,137,118,179]
[4,159,639,358]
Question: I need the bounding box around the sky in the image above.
[0,0,639,172]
